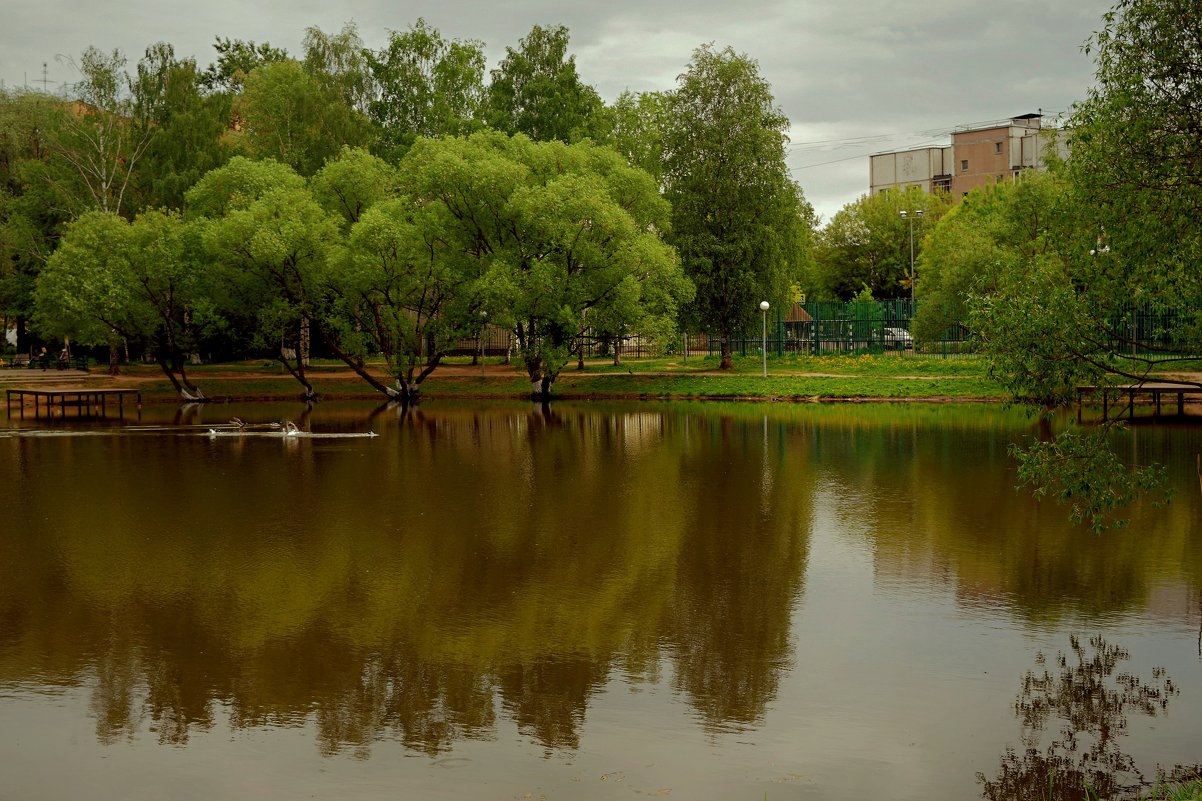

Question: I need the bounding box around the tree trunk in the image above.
[399,379,421,405]
[531,375,555,403]
[176,362,207,402]
[155,354,206,402]
[319,325,402,401]
[524,355,555,403]
[15,316,28,355]
[278,347,316,401]
[108,343,121,375]
[720,336,733,369]
[299,317,311,368]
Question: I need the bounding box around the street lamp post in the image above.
[759,301,770,378]
[899,209,923,306]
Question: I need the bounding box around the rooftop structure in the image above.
[869,114,1069,198]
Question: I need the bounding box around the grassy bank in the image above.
[77,353,1013,403]
[1142,780,1202,800]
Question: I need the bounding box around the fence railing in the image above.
[1097,303,1201,360]
[444,300,1201,362]
[688,300,974,359]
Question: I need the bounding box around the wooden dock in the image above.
[5,388,142,419]
[1076,382,1202,421]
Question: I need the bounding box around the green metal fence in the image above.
[1100,302,1201,361]
[693,299,976,359]
[447,300,1200,362]
[692,299,1201,361]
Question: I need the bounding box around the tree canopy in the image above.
[377,132,690,400]
[35,209,216,397]
[483,25,606,144]
[236,58,374,177]
[365,19,486,159]
[811,187,951,302]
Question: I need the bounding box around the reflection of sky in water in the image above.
[0,401,1200,801]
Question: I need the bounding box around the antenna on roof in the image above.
[39,62,50,92]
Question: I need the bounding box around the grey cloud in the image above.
[1,0,1114,219]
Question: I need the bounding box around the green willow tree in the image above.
[377,132,689,401]
[340,191,485,403]
[308,148,415,398]
[34,210,216,397]
[662,44,812,369]
[186,157,334,398]
[199,184,342,400]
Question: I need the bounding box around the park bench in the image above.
[3,355,31,369]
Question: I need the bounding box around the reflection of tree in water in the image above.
[669,413,810,730]
[1,406,809,756]
[315,657,498,759]
[979,635,1179,801]
[89,638,143,745]
[500,656,608,751]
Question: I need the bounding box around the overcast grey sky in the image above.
[1,0,1114,221]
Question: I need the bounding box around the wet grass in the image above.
[1137,779,1202,800]
[514,351,988,376]
[545,371,1004,400]
[108,354,1009,403]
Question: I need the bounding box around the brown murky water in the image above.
[1,400,1200,800]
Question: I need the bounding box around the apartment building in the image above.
[869,113,1068,198]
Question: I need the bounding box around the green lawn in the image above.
[111,353,1010,403]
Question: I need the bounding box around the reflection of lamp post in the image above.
[478,310,487,377]
[759,301,770,378]
[899,209,923,305]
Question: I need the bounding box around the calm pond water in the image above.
[1,399,1200,801]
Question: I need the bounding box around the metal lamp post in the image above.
[899,209,923,305]
[759,301,770,378]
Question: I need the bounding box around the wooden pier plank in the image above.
[5,388,141,419]
[1076,383,1201,421]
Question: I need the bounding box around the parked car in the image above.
[883,327,913,349]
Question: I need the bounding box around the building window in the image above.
[995,141,1003,154]
[960,159,968,171]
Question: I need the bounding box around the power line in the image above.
[789,152,871,171]
[786,112,1069,155]
[790,139,946,171]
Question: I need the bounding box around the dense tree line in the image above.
[1,21,813,397]
[792,0,1201,531]
[908,0,1197,531]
